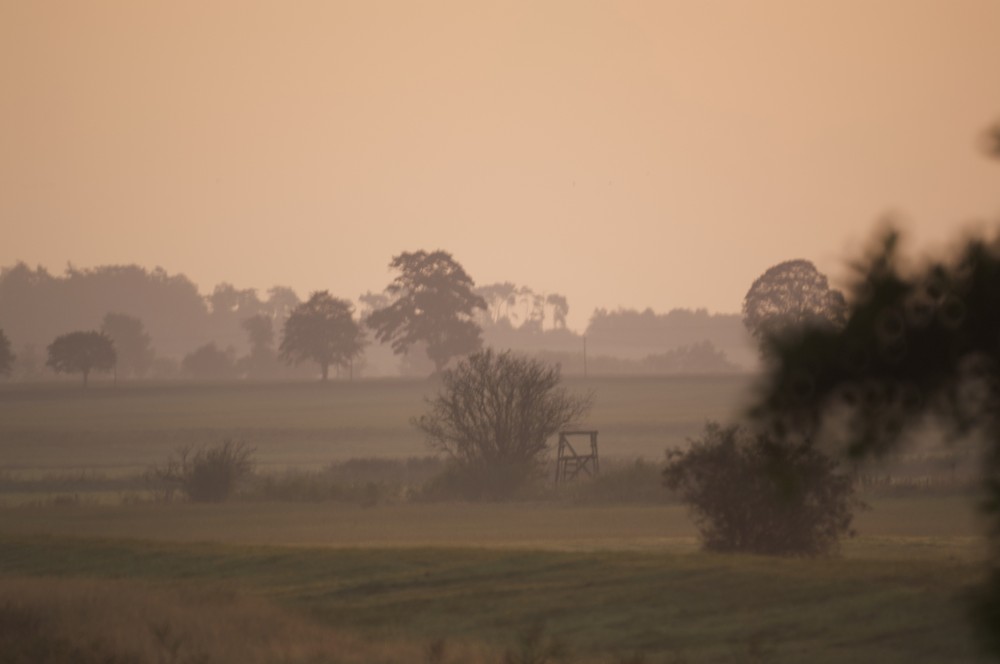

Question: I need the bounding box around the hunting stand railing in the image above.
[554,430,599,485]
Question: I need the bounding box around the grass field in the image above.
[0,526,988,663]
[0,375,992,662]
[0,496,989,662]
[0,375,754,473]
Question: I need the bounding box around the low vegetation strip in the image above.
[0,534,987,663]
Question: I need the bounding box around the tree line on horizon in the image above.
[0,256,756,381]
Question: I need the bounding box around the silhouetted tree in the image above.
[545,293,569,329]
[0,262,209,358]
[663,423,857,555]
[279,291,365,381]
[208,282,262,318]
[475,282,519,325]
[46,331,116,387]
[242,314,274,352]
[240,314,279,379]
[415,349,591,500]
[181,342,237,379]
[264,285,300,324]
[742,260,847,346]
[101,313,154,379]
[750,228,1000,655]
[368,250,487,373]
[0,329,13,377]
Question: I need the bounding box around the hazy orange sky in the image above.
[3,1,999,331]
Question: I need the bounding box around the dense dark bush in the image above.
[663,423,858,556]
[152,439,255,503]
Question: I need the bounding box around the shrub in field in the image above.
[663,423,858,555]
[414,349,591,500]
[152,439,255,503]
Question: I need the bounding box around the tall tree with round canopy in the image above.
[743,259,847,346]
[279,291,365,381]
[367,250,487,373]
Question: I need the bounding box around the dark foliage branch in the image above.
[750,227,1000,655]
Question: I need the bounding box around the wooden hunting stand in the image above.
[554,430,599,485]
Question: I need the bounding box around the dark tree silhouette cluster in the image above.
[751,229,1000,655]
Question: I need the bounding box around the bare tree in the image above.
[414,349,591,499]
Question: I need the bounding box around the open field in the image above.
[0,375,754,473]
[0,496,989,661]
[0,375,992,662]
[0,524,989,663]
[0,496,983,551]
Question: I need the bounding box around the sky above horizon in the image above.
[3,1,999,331]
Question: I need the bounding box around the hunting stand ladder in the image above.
[554,430,599,485]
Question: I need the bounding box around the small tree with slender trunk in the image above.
[279,291,365,381]
[46,331,116,387]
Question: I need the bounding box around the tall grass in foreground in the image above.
[0,577,498,664]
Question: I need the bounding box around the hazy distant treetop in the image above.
[209,282,262,317]
[0,329,13,377]
[545,293,569,329]
[242,314,275,352]
[46,330,116,387]
[367,250,486,373]
[101,313,154,379]
[474,282,569,332]
[475,282,519,325]
[585,308,746,354]
[742,260,847,344]
[0,262,207,358]
[279,291,365,381]
[265,286,300,321]
[181,342,237,380]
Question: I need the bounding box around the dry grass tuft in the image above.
[0,576,493,664]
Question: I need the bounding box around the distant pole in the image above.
[583,335,588,378]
